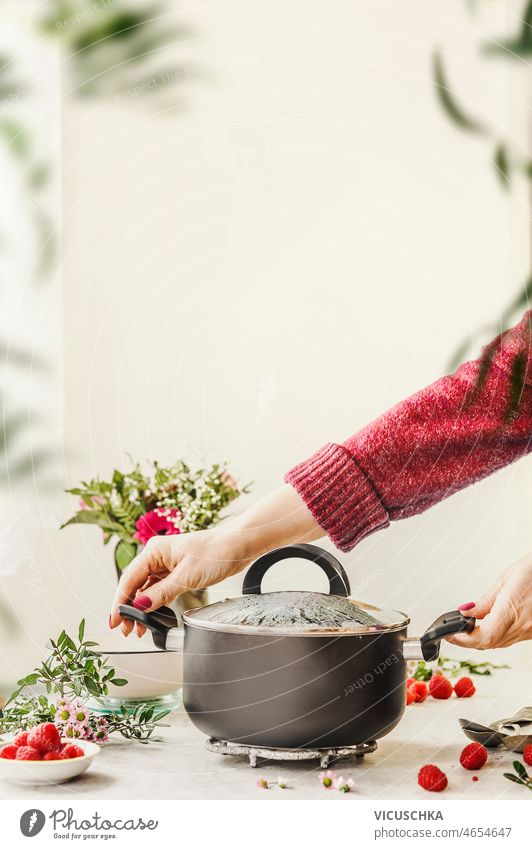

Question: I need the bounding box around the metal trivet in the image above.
[205,737,377,768]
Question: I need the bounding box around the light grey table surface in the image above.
[1,670,529,801]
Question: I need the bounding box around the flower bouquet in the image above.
[60,459,246,712]
[62,459,246,612]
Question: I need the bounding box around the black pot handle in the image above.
[242,543,351,597]
[420,610,476,662]
[118,604,178,650]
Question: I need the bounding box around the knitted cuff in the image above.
[284,442,390,552]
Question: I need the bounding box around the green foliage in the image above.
[42,1,194,101]
[504,761,532,790]
[411,656,510,681]
[4,619,123,707]
[483,0,532,58]
[435,7,532,414]
[433,50,486,133]
[62,458,248,562]
[0,620,168,743]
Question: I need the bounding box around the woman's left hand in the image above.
[447,554,532,649]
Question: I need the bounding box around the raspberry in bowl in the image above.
[0,723,100,784]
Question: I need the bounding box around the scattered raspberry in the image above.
[15,746,42,761]
[27,722,61,754]
[454,677,476,698]
[460,742,488,770]
[410,681,428,703]
[429,674,453,700]
[418,764,448,792]
[472,775,479,782]
[406,677,416,687]
[406,687,416,705]
[0,745,19,760]
[14,730,29,747]
[523,745,532,767]
[61,744,85,759]
[43,751,66,761]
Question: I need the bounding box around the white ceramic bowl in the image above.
[91,630,183,700]
[0,739,100,785]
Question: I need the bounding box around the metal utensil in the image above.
[458,718,506,748]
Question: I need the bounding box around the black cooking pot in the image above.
[119,543,474,749]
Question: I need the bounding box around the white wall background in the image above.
[2,0,532,681]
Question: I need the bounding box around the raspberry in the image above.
[472,776,479,782]
[406,687,416,705]
[27,722,61,754]
[429,674,453,700]
[14,730,29,747]
[460,742,488,770]
[406,677,416,687]
[418,764,448,792]
[61,744,85,759]
[0,745,19,759]
[410,681,428,703]
[523,745,532,767]
[454,677,476,698]
[43,751,66,761]
[15,746,42,761]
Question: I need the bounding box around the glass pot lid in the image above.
[182,544,409,636]
[183,590,409,635]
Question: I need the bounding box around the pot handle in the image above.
[419,610,476,661]
[242,543,351,597]
[118,604,180,651]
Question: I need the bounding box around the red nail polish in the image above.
[458,602,475,611]
[132,595,151,611]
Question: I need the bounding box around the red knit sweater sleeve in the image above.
[285,311,532,552]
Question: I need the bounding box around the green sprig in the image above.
[504,761,532,791]
[0,621,167,744]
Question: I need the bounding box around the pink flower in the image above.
[334,775,354,793]
[91,717,110,744]
[133,508,182,545]
[221,470,238,490]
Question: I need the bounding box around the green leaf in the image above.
[504,773,524,784]
[513,760,528,779]
[114,540,138,572]
[78,619,85,643]
[60,510,125,535]
[0,116,31,160]
[83,676,101,696]
[433,50,486,133]
[494,143,511,188]
[110,678,128,687]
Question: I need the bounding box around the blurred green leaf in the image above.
[493,143,511,187]
[0,116,30,160]
[483,0,532,58]
[433,50,486,133]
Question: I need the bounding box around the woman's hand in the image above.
[109,485,322,636]
[447,555,532,649]
[109,526,252,636]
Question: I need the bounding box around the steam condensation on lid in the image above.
[198,591,385,629]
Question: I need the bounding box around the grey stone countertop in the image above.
[1,669,529,800]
